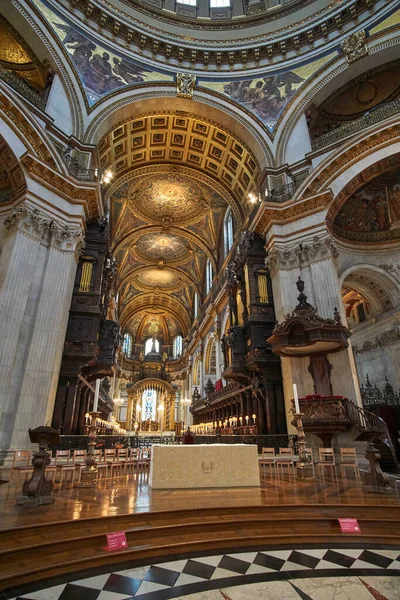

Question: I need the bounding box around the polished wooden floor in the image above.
[0,469,399,529]
[0,469,398,529]
[1,471,399,589]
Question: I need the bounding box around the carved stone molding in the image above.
[21,155,100,220]
[353,326,400,355]
[254,192,331,237]
[266,236,338,274]
[341,30,368,64]
[4,204,85,252]
[379,263,400,283]
[176,73,195,99]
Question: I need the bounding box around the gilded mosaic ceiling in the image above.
[0,18,45,89]
[107,113,254,344]
[134,233,191,263]
[126,173,208,226]
[134,267,184,292]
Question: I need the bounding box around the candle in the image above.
[245,415,249,424]
[293,383,300,414]
[252,414,256,424]
[93,379,100,412]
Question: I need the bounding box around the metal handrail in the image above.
[311,98,400,151]
[0,65,47,111]
[61,149,99,182]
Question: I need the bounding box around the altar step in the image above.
[1,504,400,589]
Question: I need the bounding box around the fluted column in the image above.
[0,204,84,449]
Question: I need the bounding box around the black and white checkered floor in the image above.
[3,546,400,600]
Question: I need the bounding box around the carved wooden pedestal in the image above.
[16,426,60,507]
[363,442,391,490]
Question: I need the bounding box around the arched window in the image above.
[173,335,183,358]
[206,260,213,295]
[210,0,230,6]
[145,337,159,355]
[224,208,234,256]
[194,292,199,319]
[122,333,132,357]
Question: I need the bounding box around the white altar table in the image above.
[149,444,260,489]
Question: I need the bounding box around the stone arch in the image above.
[292,124,400,209]
[7,0,85,138]
[339,264,400,316]
[0,87,63,170]
[83,88,273,169]
[204,336,217,375]
[275,34,400,167]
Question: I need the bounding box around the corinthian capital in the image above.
[49,221,85,253]
[266,235,338,275]
[4,205,49,240]
[4,204,85,253]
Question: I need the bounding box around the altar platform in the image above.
[1,468,400,591]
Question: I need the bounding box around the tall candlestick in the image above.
[93,379,101,412]
[293,383,300,414]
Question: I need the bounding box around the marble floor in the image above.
[2,547,399,600]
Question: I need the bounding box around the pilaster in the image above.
[0,204,84,449]
[266,233,362,430]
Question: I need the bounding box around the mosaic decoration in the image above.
[35,0,173,106]
[199,53,336,132]
[135,233,191,262]
[333,168,400,242]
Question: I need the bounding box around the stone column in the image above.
[267,234,362,433]
[0,205,83,449]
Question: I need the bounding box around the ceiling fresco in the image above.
[134,267,184,292]
[126,172,208,226]
[35,0,173,106]
[102,114,255,347]
[333,168,400,243]
[135,233,191,263]
[198,53,336,133]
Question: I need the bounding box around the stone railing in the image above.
[0,66,47,111]
[311,99,400,151]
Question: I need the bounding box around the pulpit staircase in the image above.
[343,398,400,473]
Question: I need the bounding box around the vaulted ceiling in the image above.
[103,111,260,346]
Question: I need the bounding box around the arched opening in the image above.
[224,207,234,257]
[145,337,160,355]
[122,332,132,357]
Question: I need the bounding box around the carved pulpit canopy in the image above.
[267,277,351,357]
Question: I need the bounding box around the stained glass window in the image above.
[142,389,156,421]
[224,208,234,256]
[122,333,132,356]
[173,335,183,358]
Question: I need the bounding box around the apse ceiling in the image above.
[104,112,259,346]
